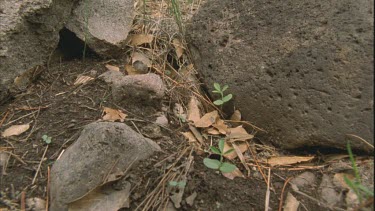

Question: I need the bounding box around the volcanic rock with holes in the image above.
[187,0,374,152]
[50,122,160,210]
[0,0,76,103]
[65,0,134,57]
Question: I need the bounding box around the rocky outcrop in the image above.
[65,0,134,57]
[187,0,374,152]
[0,0,76,103]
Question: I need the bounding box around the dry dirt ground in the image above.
[0,0,373,211]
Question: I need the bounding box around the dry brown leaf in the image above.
[2,124,30,137]
[223,141,248,160]
[124,64,139,75]
[232,142,251,176]
[74,75,94,86]
[105,64,120,72]
[267,156,314,166]
[212,119,228,134]
[284,192,300,211]
[132,52,152,67]
[227,126,254,141]
[68,182,131,211]
[206,127,220,135]
[194,110,218,128]
[172,38,184,59]
[230,110,241,121]
[188,124,205,146]
[187,96,201,123]
[102,107,127,122]
[222,167,245,180]
[181,132,198,143]
[128,34,154,46]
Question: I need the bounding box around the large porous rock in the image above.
[0,0,76,103]
[187,0,374,152]
[65,0,134,57]
[50,122,160,211]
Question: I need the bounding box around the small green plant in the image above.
[168,180,186,188]
[212,83,232,106]
[42,135,52,145]
[344,142,374,205]
[170,0,184,34]
[203,139,236,173]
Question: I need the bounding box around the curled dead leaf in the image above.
[102,107,127,122]
[172,39,184,59]
[212,119,228,134]
[74,75,94,86]
[222,167,245,180]
[227,126,254,141]
[206,127,220,135]
[128,34,154,46]
[2,124,30,137]
[267,156,314,166]
[187,96,201,123]
[194,110,218,128]
[124,64,139,75]
[105,64,120,72]
[132,52,152,68]
[181,132,198,143]
[223,141,248,160]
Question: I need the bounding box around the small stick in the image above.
[0,110,9,128]
[46,166,50,211]
[264,168,271,211]
[32,145,48,185]
[346,134,374,149]
[21,191,26,211]
[3,110,38,127]
[278,177,293,211]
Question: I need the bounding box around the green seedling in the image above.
[344,142,374,205]
[168,180,186,188]
[42,135,52,145]
[203,139,236,173]
[212,83,232,106]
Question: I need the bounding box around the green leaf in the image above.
[221,85,229,92]
[177,181,187,188]
[222,94,233,102]
[357,184,374,197]
[218,139,225,154]
[45,138,52,144]
[219,162,236,173]
[210,146,221,155]
[213,100,224,105]
[203,158,221,170]
[212,90,220,93]
[224,148,235,155]
[169,181,178,187]
[213,83,221,91]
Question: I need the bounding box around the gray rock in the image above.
[98,70,125,84]
[66,0,134,57]
[187,0,374,152]
[50,122,160,211]
[112,73,166,104]
[0,0,76,103]
[319,174,344,207]
[291,172,316,188]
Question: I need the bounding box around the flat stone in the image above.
[187,0,374,152]
[50,122,160,211]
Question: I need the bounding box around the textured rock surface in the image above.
[66,0,134,57]
[187,0,374,152]
[111,73,166,104]
[0,0,76,102]
[50,122,160,211]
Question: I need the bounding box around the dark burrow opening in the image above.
[56,27,98,60]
